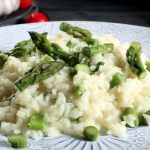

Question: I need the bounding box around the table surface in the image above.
[36,0,150,28]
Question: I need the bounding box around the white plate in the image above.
[0,21,150,150]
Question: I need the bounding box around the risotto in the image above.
[0,22,150,141]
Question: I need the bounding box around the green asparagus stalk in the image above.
[36,54,53,65]
[83,37,99,46]
[8,47,29,58]
[28,31,79,66]
[60,22,91,39]
[0,53,8,69]
[126,46,147,79]
[15,61,67,92]
[130,42,141,55]
[51,43,63,51]
[82,43,114,57]
[6,39,36,58]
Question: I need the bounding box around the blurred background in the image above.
[0,0,150,27]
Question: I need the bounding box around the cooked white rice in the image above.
[0,32,150,140]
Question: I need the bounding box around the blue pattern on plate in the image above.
[1,21,150,150]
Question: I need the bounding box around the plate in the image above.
[0,21,150,150]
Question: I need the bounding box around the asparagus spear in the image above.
[51,43,63,51]
[36,54,53,65]
[130,42,141,55]
[82,43,114,57]
[60,22,91,39]
[15,61,67,92]
[0,53,8,69]
[5,39,36,58]
[28,31,79,66]
[126,46,147,79]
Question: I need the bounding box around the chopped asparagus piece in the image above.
[121,107,139,128]
[142,109,150,125]
[74,64,91,75]
[8,134,27,148]
[126,46,147,79]
[83,126,99,141]
[83,37,99,46]
[7,93,15,101]
[69,117,80,122]
[66,41,75,49]
[15,61,67,92]
[36,54,53,65]
[72,85,86,96]
[15,73,36,92]
[73,49,82,58]
[0,53,8,69]
[68,64,91,77]
[80,57,91,66]
[60,22,91,39]
[28,113,45,130]
[130,42,141,54]
[28,31,79,67]
[145,61,150,72]
[91,61,105,74]
[110,72,126,88]
[68,66,75,78]
[82,43,114,57]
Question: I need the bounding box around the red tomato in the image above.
[25,13,49,23]
[19,0,33,8]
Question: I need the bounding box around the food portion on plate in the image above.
[1,22,150,148]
